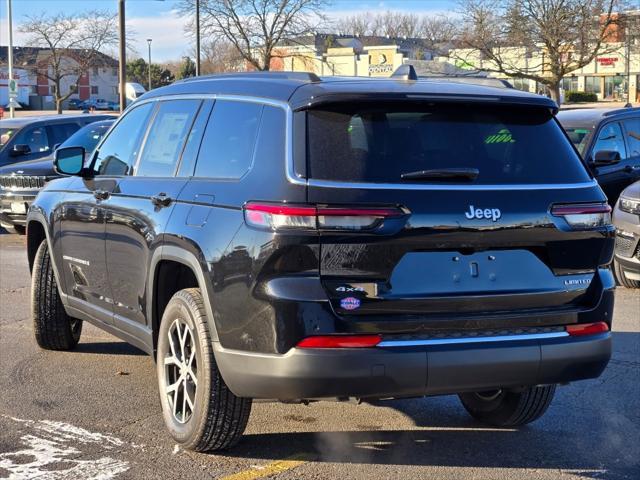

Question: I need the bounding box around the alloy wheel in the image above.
[163,318,198,424]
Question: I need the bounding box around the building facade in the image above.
[0,47,119,109]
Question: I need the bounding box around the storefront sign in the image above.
[368,49,396,76]
[597,57,619,67]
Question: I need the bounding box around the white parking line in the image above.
[0,415,130,480]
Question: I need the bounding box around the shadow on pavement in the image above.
[74,341,146,356]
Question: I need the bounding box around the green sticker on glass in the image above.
[485,129,515,144]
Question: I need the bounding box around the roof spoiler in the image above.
[391,64,418,81]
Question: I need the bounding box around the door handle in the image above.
[151,193,173,208]
[93,190,110,201]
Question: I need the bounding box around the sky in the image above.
[0,0,458,62]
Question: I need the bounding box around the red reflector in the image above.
[317,207,404,217]
[566,322,609,337]
[551,204,612,215]
[297,335,382,348]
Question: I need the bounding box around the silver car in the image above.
[613,181,640,288]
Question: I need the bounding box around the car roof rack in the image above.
[391,64,419,81]
[180,71,322,83]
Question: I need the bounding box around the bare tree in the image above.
[197,39,245,73]
[419,15,458,54]
[371,11,421,38]
[455,0,626,102]
[179,0,328,71]
[336,13,372,37]
[20,11,119,113]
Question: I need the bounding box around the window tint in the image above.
[623,118,640,157]
[136,100,201,177]
[93,102,154,176]
[593,123,627,160]
[194,100,263,179]
[307,103,591,185]
[49,123,80,147]
[177,100,213,177]
[15,126,49,153]
[61,122,112,153]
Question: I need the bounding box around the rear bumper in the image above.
[214,332,611,400]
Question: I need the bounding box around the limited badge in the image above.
[340,297,361,310]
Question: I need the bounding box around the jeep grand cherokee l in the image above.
[26,70,614,451]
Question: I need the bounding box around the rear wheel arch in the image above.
[149,246,219,357]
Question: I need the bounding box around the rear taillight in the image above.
[243,202,406,231]
[566,322,609,337]
[551,203,611,229]
[297,335,382,348]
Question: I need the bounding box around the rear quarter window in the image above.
[307,102,591,185]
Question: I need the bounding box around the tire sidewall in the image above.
[156,294,210,446]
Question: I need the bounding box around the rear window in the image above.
[307,103,591,185]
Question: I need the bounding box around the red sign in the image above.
[597,57,619,66]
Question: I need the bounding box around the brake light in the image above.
[551,203,611,229]
[566,322,609,337]
[297,335,382,348]
[244,202,406,231]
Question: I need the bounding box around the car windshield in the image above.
[0,127,20,151]
[562,126,594,156]
[60,122,112,152]
[307,102,591,185]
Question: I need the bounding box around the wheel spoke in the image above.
[164,355,180,367]
[185,383,195,411]
[166,378,181,395]
[182,379,188,421]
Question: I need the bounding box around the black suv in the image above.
[557,106,640,204]
[26,71,614,452]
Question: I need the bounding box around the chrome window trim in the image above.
[306,179,599,191]
[377,331,569,348]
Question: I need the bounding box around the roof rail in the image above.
[602,105,640,117]
[391,64,418,81]
[180,71,322,83]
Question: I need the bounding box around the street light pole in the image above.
[147,39,152,90]
[195,0,200,76]
[118,0,126,112]
[7,0,15,118]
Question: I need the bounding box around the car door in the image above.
[58,102,155,322]
[590,121,629,203]
[621,117,640,185]
[103,99,202,333]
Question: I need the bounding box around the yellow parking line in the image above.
[219,454,312,480]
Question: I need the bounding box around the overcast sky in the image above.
[0,0,457,62]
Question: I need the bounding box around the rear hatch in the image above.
[304,101,612,323]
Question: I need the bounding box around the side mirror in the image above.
[591,150,621,167]
[54,146,86,176]
[10,144,31,157]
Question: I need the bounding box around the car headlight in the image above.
[619,197,640,215]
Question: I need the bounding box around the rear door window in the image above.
[622,118,640,157]
[48,123,80,147]
[135,99,201,177]
[194,100,263,179]
[306,103,591,185]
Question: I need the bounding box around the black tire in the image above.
[613,258,640,289]
[459,385,556,427]
[1,223,26,235]
[31,241,82,350]
[156,288,251,451]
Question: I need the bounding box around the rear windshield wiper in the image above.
[400,168,479,181]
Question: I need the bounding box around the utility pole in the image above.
[118,0,126,112]
[195,0,200,76]
[147,39,153,90]
[6,0,15,118]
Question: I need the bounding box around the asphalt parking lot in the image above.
[0,231,638,480]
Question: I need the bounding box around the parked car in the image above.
[612,181,640,288]
[27,70,613,452]
[107,101,120,111]
[0,119,113,234]
[557,106,640,205]
[67,98,84,110]
[0,114,112,168]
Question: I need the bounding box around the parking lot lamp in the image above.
[147,38,153,90]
